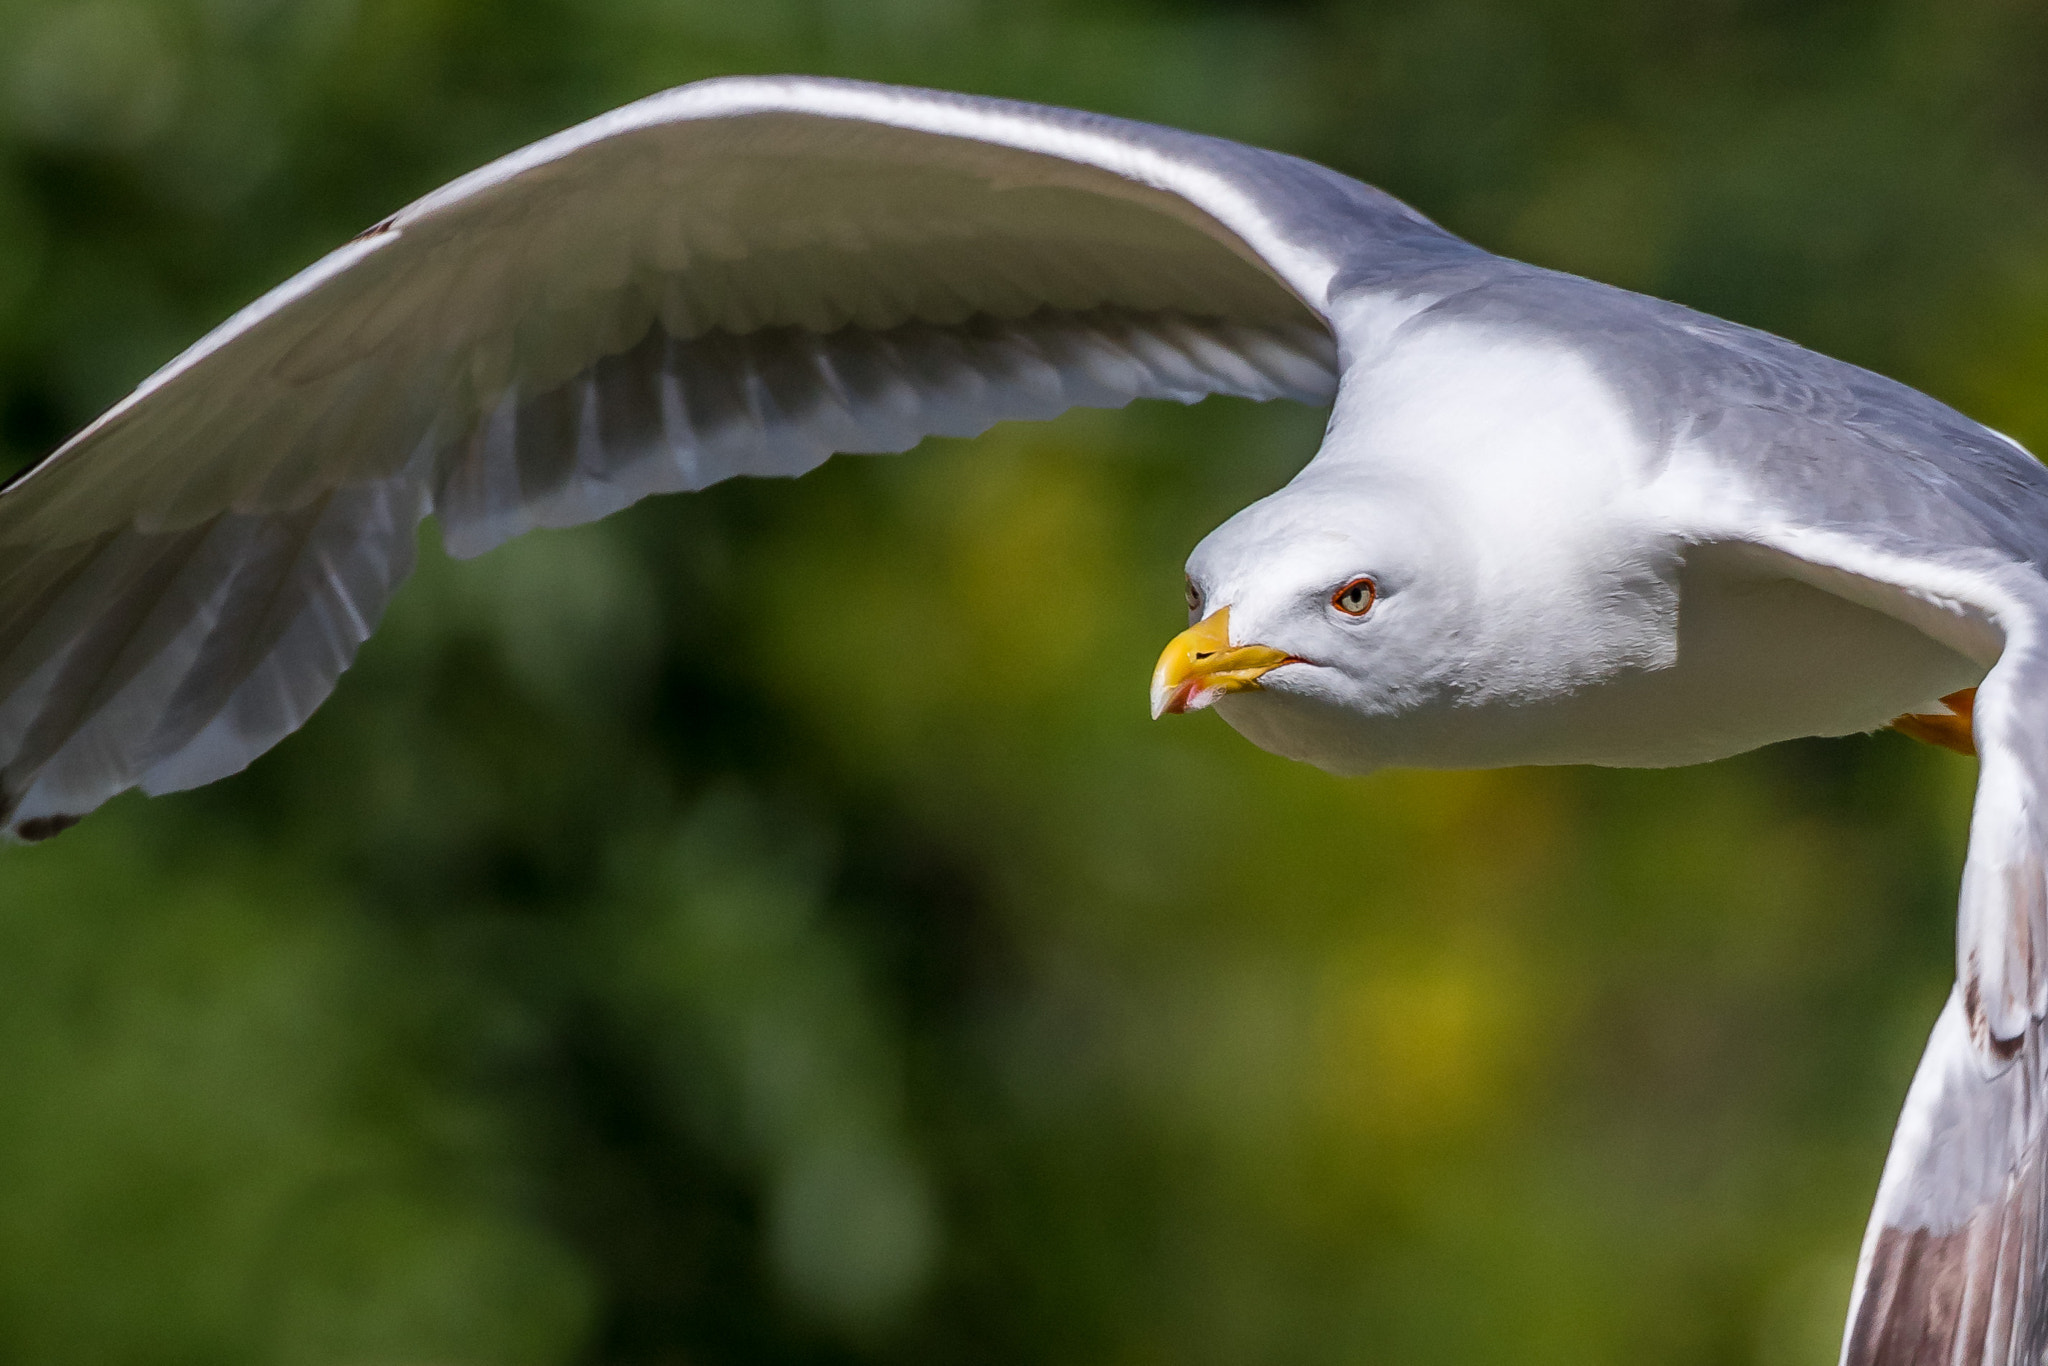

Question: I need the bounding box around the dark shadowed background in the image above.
[0,1,2032,1362]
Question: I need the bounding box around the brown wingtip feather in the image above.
[1844,1114,2046,1365]
[1891,688,1978,757]
[1847,1226,1976,1365]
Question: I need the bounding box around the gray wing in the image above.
[1492,267,2048,1366]
[1658,310,2048,1366]
[1828,585,2048,1366]
[0,74,1481,839]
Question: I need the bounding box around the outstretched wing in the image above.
[1574,267,2048,1362]
[0,75,1479,839]
[1717,527,2048,1366]
[1836,568,2048,1366]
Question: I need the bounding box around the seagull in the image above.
[0,74,2035,1364]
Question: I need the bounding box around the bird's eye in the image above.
[1331,577,1377,616]
[1185,575,1203,620]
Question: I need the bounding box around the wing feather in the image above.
[1843,994,2048,1365]
[0,75,1477,834]
[1719,531,2048,1365]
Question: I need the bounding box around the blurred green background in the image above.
[0,0,2033,1362]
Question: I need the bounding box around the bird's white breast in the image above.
[1459,540,1987,769]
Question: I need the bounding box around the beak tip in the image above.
[1151,678,1209,718]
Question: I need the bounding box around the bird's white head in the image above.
[1149,323,1682,775]
[1150,470,1488,774]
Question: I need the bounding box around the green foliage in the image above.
[0,1,2032,1361]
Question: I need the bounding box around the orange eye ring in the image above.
[1331,577,1377,616]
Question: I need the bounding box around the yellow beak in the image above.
[1149,607,1301,718]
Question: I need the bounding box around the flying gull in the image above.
[0,75,2033,1364]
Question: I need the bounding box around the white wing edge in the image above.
[1,232,400,499]
[396,76,1348,313]
[6,75,1352,504]
[1737,525,2036,1041]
